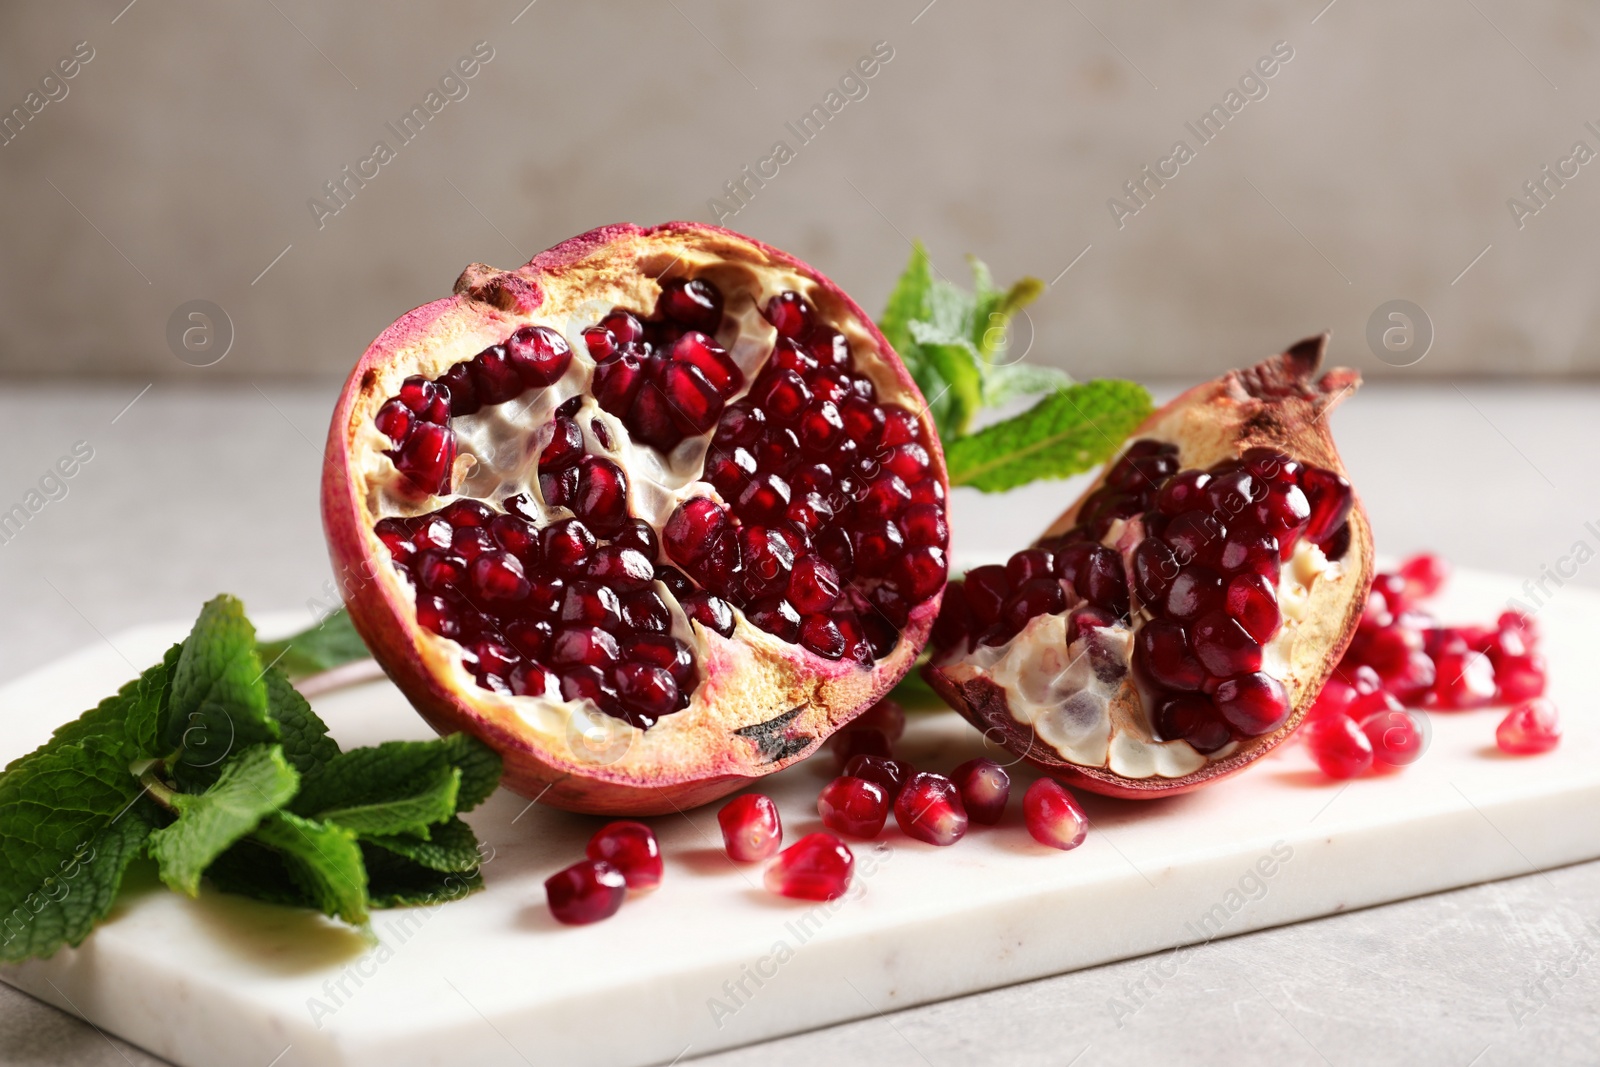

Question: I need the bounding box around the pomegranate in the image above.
[1497,698,1561,755]
[1022,779,1088,851]
[925,337,1375,798]
[764,832,854,901]
[545,859,627,925]
[894,772,968,846]
[586,821,663,889]
[718,793,782,862]
[950,758,1010,824]
[324,224,948,815]
[817,776,890,838]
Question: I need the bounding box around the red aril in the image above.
[1306,715,1374,779]
[950,758,1011,824]
[1359,705,1427,766]
[764,832,854,901]
[545,859,627,924]
[817,776,890,838]
[1496,698,1561,755]
[894,772,968,846]
[1022,778,1088,851]
[843,754,913,798]
[719,793,782,863]
[585,820,663,890]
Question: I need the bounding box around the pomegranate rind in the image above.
[324,222,945,815]
[925,336,1374,798]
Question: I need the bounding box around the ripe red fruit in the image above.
[894,772,968,846]
[817,776,890,838]
[1022,778,1088,851]
[585,820,663,890]
[950,758,1011,824]
[545,859,627,925]
[1306,715,1374,779]
[764,832,854,901]
[1358,705,1428,766]
[1496,698,1561,755]
[718,794,782,862]
[324,225,950,815]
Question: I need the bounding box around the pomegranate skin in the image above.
[925,336,1375,799]
[323,223,945,815]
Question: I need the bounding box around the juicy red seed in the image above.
[541,466,578,509]
[1156,470,1211,515]
[599,310,643,344]
[806,328,851,368]
[416,551,467,592]
[1135,619,1207,691]
[586,545,655,592]
[1065,605,1115,645]
[798,400,845,453]
[442,498,494,529]
[571,457,630,537]
[884,443,930,481]
[760,368,812,424]
[621,590,672,634]
[747,598,801,642]
[836,613,875,664]
[963,566,1011,628]
[549,626,620,669]
[623,634,695,686]
[1399,552,1450,600]
[715,402,767,447]
[583,325,616,360]
[393,422,456,495]
[470,551,531,602]
[1214,671,1289,736]
[506,618,553,660]
[1497,698,1561,755]
[1359,706,1427,765]
[879,406,919,447]
[1023,779,1088,851]
[545,859,626,925]
[659,277,724,333]
[786,492,834,537]
[375,399,413,444]
[471,344,524,405]
[839,398,885,448]
[509,661,550,697]
[1165,511,1226,567]
[525,574,565,617]
[611,518,659,559]
[671,331,741,393]
[1132,538,1178,603]
[950,759,1010,824]
[1191,612,1263,678]
[1307,715,1374,778]
[1165,565,1225,622]
[506,325,572,387]
[1433,650,1497,708]
[585,821,662,890]
[398,376,437,413]
[488,514,540,561]
[438,363,479,415]
[665,497,729,565]
[901,503,949,548]
[555,395,583,418]
[1301,467,1354,542]
[740,526,796,590]
[1495,655,1547,702]
[738,474,792,524]
[468,640,520,682]
[592,350,647,415]
[843,754,912,798]
[763,291,812,338]
[1254,483,1311,534]
[559,664,619,711]
[858,474,912,521]
[765,832,854,901]
[799,614,847,659]
[660,361,724,436]
[894,546,949,603]
[787,557,843,613]
[1225,572,1280,643]
[818,776,890,838]
[613,662,679,725]
[894,773,968,847]
[682,591,736,637]
[853,520,905,571]
[719,794,782,862]
[1006,549,1056,586]
[1155,694,1231,753]
[542,519,597,573]
[540,417,585,471]
[560,582,624,631]
[415,594,461,639]
[1002,578,1065,632]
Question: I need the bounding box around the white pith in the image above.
[346,242,926,776]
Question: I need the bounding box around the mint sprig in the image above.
[880,242,1152,489]
[0,594,501,963]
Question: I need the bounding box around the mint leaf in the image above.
[256,609,370,680]
[314,764,459,838]
[945,380,1154,492]
[146,745,299,897]
[263,668,339,776]
[362,843,483,908]
[248,811,368,925]
[879,241,934,357]
[437,733,502,811]
[34,647,177,767]
[906,324,983,437]
[363,816,485,873]
[166,596,277,789]
[292,738,487,835]
[982,361,1074,408]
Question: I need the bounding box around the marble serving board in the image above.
[3,569,1598,1067]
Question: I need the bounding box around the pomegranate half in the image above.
[925,336,1374,798]
[324,223,948,814]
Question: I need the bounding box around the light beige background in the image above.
[3,0,1599,382]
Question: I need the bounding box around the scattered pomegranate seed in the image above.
[893,772,968,846]
[1022,779,1088,851]
[830,727,892,767]
[718,794,782,862]
[1496,698,1561,755]
[585,821,663,890]
[950,758,1011,824]
[817,776,890,838]
[1306,715,1374,779]
[1358,705,1428,766]
[764,832,854,901]
[843,754,913,798]
[545,859,627,924]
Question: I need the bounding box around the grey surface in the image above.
[0,380,1597,1065]
[6,1,1600,381]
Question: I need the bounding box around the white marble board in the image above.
[1,569,1596,1067]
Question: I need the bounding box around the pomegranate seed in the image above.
[737,473,793,524]
[506,618,553,660]
[1191,611,1263,677]
[843,754,912,798]
[593,349,648,414]
[1134,619,1207,691]
[542,518,597,574]
[818,776,890,838]
[1165,565,1225,622]
[659,277,724,333]
[1433,650,1497,709]
[894,772,968,846]
[1225,572,1280,643]
[830,727,892,766]
[415,594,462,639]
[612,662,679,725]
[393,421,456,495]
[549,626,620,669]
[561,582,625,631]
[764,832,854,901]
[1155,694,1230,753]
[545,859,627,925]
[1398,552,1449,600]
[506,325,572,387]
[1022,779,1088,851]
[1306,715,1374,778]
[879,406,920,447]
[894,545,948,602]
[854,698,906,741]
[586,821,663,890]
[858,473,912,521]
[1157,470,1211,515]
[1006,549,1056,586]
[375,398,413,444]
[719,794,782,862]
[763,291,812,338]
[586,545,655,592]
[1301,467,1353,542]
[559,665,620,713]
[599,310,643,345]
[1358,705,1427,766]
[1214,672,1289,736]
[950,758,1010,824]
[1496,698,1561,755]
[1494,654,1547,702]
[437,364,479,415]
[470,551,531,601]
[509,661,550,697]
[583,325,616,360]
[799,614,847,659]
[416,550,467,592]
[682,591,736,637]
[450,526,495,562]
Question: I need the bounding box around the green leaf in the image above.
[945,381,1154,493]
[146,745,300,897]
[203,836,316,910]
[364,816,485,873]
[434,734,502,812]
[292,737,492,835]
[879,241,934,357]
[317,764,460,838]
[256,609,371,680]
[887,667,946,711]
[362,843,483,908]
[981,361,1075,408]
[248,811,368,925]
[30,646,178,769]
[165,596,277,790]
[263,668,339,777]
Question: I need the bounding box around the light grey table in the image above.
[2,381,1597,1066]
